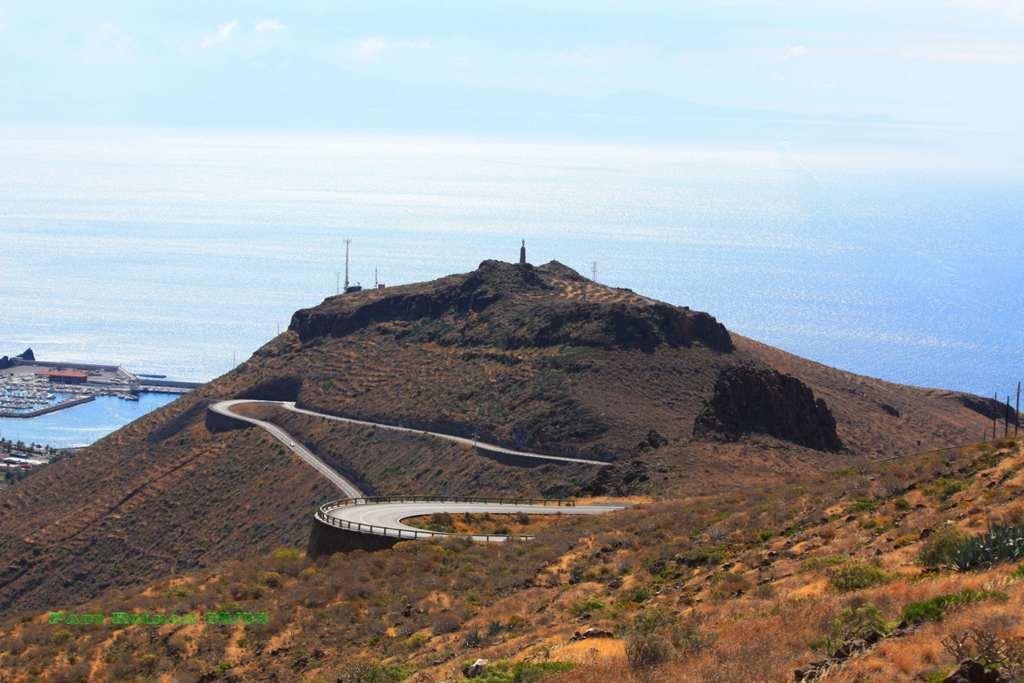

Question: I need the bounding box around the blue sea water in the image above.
[1,127,1022,446]
[0,393,177,448]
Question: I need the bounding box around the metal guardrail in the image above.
[315,496,577,543]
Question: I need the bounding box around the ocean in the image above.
[2,126,1022,445]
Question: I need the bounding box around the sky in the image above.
[1,1,1022,157]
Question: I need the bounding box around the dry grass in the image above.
[1,439,1020,681]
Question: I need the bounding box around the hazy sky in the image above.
[1,1,1022,155]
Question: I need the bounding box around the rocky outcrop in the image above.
[957,395,1020,427]
[638,430,669,451]
[463,659,489,678]
[238,376,302,402]
[290,260,733,353]
[694,366,842,452]
[942,660,1007,683]
[0,349,33,370]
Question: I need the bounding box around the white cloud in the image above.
[785,45,810,59]
[255,19,287,33]
[201,20,238,49]
[349,36,431,60]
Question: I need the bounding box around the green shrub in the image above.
[710,572,752,599]
[633,606,677,635]
[424,512,454,532]
[802,554,849,572]
[569,596,605,617]
[918,524,970,568]
[674,545,726,567]
[827,562,893,592]
[849,499,877,513]
[337,662,413,683]
[626,585,651,603]
[266,547,306,577]
[924,477,967,502]
[470,661,574,683]
[812,602,890,656]
[952,523,1024,571]
[626,633,673,670]
[901,589,1007,625]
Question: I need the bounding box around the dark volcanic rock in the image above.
[942,660,1007,683]
[957,395,1020,426]
[238,376,302,402]
[880,403,900,417]
[638,429,669,451]
[290,260,733,353]
[694,366,842,452]
[0,349,33,369]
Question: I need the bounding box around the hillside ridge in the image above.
[0,258,1012,615]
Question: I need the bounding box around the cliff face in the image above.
[290,260,733,353]
[693,366,842,452]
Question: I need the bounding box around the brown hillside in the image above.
[0,259,1007,615]
[3,436,1022,682]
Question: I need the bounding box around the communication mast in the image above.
[344,239,352,291]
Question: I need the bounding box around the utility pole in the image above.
[374,267,378,289]
[993,392,998,441]
[1006,396,1011,438]
[336,272,340,295]
[591,261,597,282]
[344,239,352,291]
[1016,381,1021,437]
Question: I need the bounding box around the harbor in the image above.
[0,352,201,450]
[0,355,200,419]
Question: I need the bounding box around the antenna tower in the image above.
[344,239,352,291]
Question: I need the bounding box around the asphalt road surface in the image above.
[321,500,627,542]
[209,399,625,542]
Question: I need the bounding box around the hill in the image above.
[3,436,1023,681]
[0,259,1009,619]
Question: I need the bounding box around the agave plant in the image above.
[953,523,1024,571]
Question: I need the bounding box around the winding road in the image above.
[209,400,626,543]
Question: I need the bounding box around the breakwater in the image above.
[0,396,95,419]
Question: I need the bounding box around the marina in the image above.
[0,354,199,449]
[0,357,199,419]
